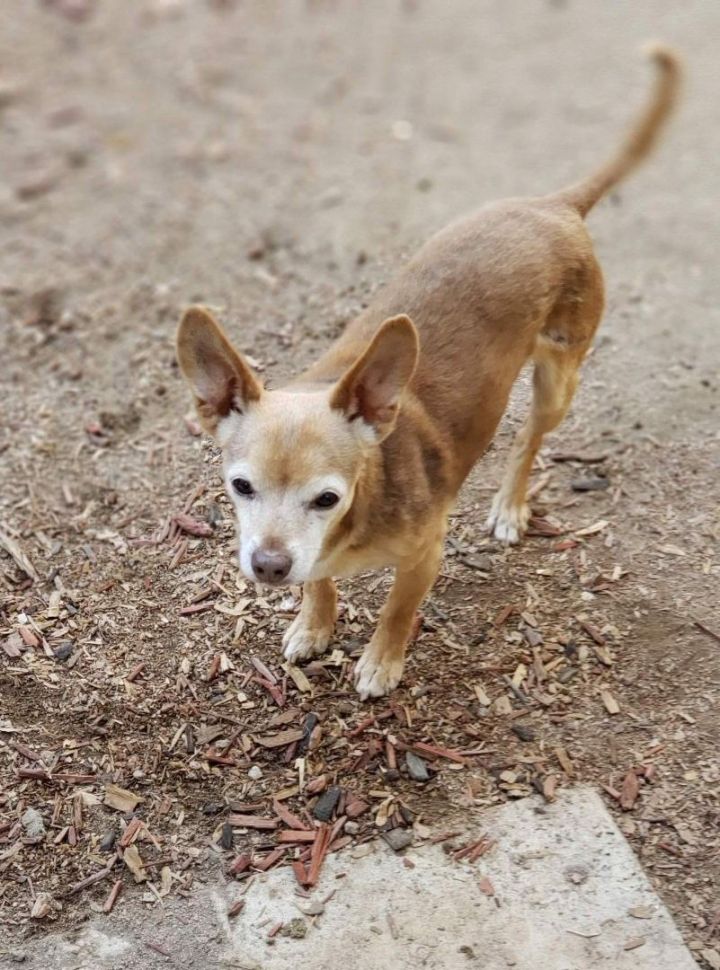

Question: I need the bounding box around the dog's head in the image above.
[176,306,418,586]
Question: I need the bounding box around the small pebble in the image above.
[461,553,492,571]
[382,828,413,853]
[571,477,610,492]
[405,751,430,782]
[313,785,341,822]
[511,724,536,742]
[99,829,116,852]
[21,808,46,842]
[53,641,73,662]
[201,802,224,815]
[248,765,263,781]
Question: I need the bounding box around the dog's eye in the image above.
[313,491,339,510]
[232,477,255,497]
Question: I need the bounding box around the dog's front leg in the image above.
[283,579,337,663]
[354,543,443,700]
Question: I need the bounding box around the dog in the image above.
[176,45,680,699]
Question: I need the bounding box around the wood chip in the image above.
[103,879,123,914]
[276,830,317,844]
[228,852,253,874]
[305,822,332,887]
[285,664,313,693]
[657,544,686,557]
[542,775,558,802]
[118,817,144,848]
[123,845,147,882]
[255,729,304,749]
[104,784,141,813]
[62,862,116,898]
[227,898,245,918]
[473,684,491,707]
[493,605,515,627]
[620,770,640,811]
[273,799,309,830]
[125,662,146,683]
[574,519,608,538]
[555,747,574,778]
[227,815,278,830]
[0,526,39,580]
[410,741,467,765]
[250,655,277,684]
[478,876,495,896]
[172,512,213,537]
[3,633,24,658]
[16,769,96,784]
[577,618,605,645]
[600,689,620,715]
[253,846,286,871]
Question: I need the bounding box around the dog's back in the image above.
[301,46,681,488]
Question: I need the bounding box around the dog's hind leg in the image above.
[486,275,603,544]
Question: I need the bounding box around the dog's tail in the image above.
[555,44,681,217]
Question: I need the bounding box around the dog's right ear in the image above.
[176,306,263,434]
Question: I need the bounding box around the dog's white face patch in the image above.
[218,390,366,585]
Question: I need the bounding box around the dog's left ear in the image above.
[330,314,419,441]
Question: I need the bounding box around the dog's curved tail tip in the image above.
[642,40,682,73]
[557,42,682,217]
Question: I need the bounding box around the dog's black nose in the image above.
[251,548,292,584]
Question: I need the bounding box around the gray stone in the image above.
[21,808,45,841]
[313,785,341,821]
[381,828,413,853]
[405,751,430,782]
[99,829,116,852]
[572,476,610,492]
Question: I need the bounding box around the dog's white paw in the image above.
[282,615,333,663]
[354,648,404,700]
[486,495,530,545]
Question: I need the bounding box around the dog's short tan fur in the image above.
[177,46,681,698]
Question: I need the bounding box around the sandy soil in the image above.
[1,0,718,964]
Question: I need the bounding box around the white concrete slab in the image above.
[213,787,698,970]
[4,788,698,970]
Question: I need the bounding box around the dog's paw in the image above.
[282,615,333,663]
[486,496,530,545]
[354,648,404,700]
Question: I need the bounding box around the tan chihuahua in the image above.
[177,46,680,699]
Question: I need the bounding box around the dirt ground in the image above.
[1,0,718,965]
